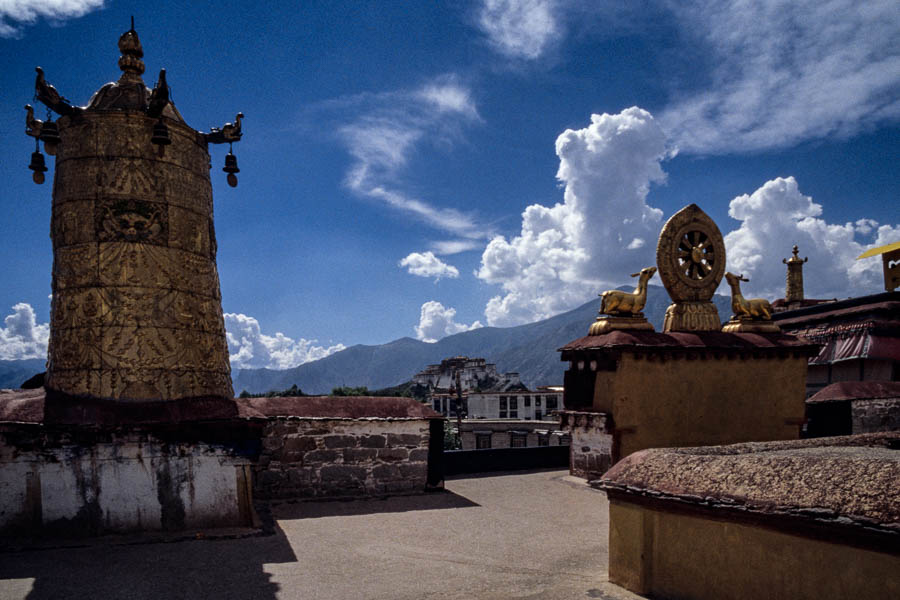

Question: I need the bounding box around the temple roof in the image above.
[807,381,900,404]
[595,432,900,534]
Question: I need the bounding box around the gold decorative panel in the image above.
[47,110,232,402]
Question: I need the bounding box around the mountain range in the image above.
[232,285,734,394]
[0,286,734,394]
[0,358,46,390]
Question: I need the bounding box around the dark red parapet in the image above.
[0,389,45,423]
[559,329,820,357]
[0,389,442,426]
[235,396,443,420]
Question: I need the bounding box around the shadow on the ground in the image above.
[445,466,568,480]
[271,489,480,520]
[0,525,297,600]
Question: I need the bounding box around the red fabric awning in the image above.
[809,333,900,364]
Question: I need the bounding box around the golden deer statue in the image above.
[600,266,657,315]
[724,272,773,320]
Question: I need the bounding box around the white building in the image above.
[412,356,522,392]
[431,387,563,421]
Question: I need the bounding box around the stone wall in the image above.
[852,397,900,433]
[0,424,254,537]
[559,411,613,479]
[255,418,431,500]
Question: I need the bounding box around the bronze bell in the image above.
[28,150,48,184]
[151,118,171,146]
[39,120,61,155]
[223,151,239,187]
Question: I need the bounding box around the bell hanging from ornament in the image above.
[39,120,61,156]
[151,118,171,146]
[223,148,239,187]
[28,145,48,185]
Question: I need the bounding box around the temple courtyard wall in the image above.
[0,392,442,538]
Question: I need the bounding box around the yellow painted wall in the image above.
[609,500,900,600]
[600,353,806,458]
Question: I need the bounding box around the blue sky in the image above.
[1,0,898,369]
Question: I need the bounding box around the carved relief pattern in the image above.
[47,111,232,402]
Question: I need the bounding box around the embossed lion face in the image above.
[114,210,160,241]
[120,212,148,237]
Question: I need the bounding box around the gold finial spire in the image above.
[117,16,145,77]
[782,245,808,303]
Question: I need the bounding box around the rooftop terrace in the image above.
[0,469,643,600]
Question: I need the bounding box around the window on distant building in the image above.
[476,434,491,449]
[499,410,507,418]
[535,410,542,420]
[535,396,542,406]
[433,399,440,412]
[524,397,531,407]
[546,395,558,409]
[510,410,518,418]
[510,397,518,409]
[499,397,507,410]
[510,433,527,448]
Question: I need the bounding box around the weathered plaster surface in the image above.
[0,427,251,537]
[560,411,612,479]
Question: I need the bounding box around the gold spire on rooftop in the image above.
[783,245,808,303]
[117,17,145,77]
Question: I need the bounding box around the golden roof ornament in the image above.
[589,267,656,335]
[117,17,145,77]
[656,204,725,332]
[782,245,808,303]
[24,23,248,406]
[721,272,780,333]
[857,241,900,292]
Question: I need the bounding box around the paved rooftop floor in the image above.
[0,469,643,600]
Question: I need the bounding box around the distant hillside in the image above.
[232,285,734,395]
[0,358,46,389]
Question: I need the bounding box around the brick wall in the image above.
[255,418,430,499]
[851,397,900,434]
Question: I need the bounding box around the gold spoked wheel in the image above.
[677,230,716,281]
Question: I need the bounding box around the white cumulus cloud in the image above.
[477,0,561,60]
[477,107,669,326]
[724,176,900,299]
[0,303,49,360]
[399,251,460,281]
[415,301,483,343]
[224,313,345,370]
[660,0,900,153]
[0,0,105,38]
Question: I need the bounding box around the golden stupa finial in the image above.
[784,245,807,265]
[117,16,145,77]
[782,244,807,303]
